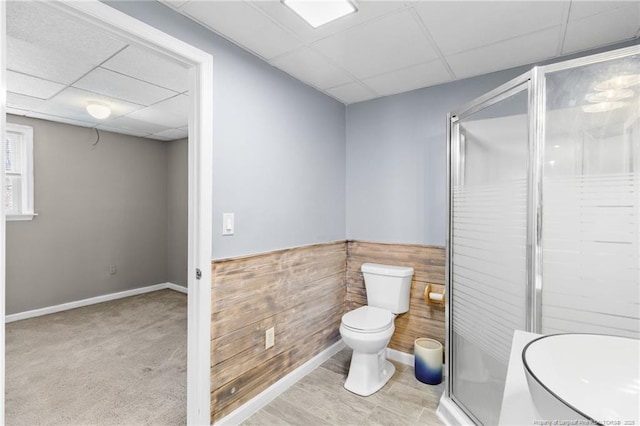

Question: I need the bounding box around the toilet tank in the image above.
[361,263,414,314]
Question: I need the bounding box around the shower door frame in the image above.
[445,71,539,424]
[444,44,640,424]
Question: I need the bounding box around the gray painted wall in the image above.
[167,138,187,287]
[346,68,525,246]
[105,1,347,260]
[6,115,169,315]
[346,40,639,247]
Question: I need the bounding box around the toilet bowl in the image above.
[340,263,414,396]
[340,306,396,396]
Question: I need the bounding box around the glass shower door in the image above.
[449,84,530,425]
[541,54,640,338]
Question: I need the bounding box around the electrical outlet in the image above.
[108,264,117,275]
[265,327,275,349]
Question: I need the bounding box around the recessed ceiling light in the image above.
[86,102,111,120]
[282,0,357,28]
[586,89,634,103]
[553,145,561,149]
[594,74,640,91]
[581,101,626,113]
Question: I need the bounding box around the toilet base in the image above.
[344,349,396,396]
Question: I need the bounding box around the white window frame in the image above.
[4,122,34,221]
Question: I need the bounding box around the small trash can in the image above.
[414,338,443,385]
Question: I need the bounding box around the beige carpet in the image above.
[5,289,187,426]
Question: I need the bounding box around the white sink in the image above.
[523,334,640,424]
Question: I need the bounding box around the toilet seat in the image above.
[341,306,394,333]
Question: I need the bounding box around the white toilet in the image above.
[340,262,414,396]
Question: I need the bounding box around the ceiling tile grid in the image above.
[101,45,190,93]
[7,71,66,100]
[311,9,440,79]
[179,0,303,59]
[270,47,353,90]
[362,59,452,97]
[6,1,190,141]
[161,0,640,105]
[446,26,563,79]
[414,1,566,56]
[6,0,640,141]
[72,67,179,106]
[325,81,378,104]
[562,3,640,54]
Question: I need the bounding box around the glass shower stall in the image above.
[444,45,639,425]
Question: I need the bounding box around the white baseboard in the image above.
[387,347,414,366]
[6,282,188,323]
[215,339,346,426]
[166,282,188,294]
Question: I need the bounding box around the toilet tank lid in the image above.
[361,263,414,277]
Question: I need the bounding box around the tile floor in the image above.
[242,348,444,426]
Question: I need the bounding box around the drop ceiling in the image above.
[161,0,640,104]
[6,1,190,141]
[5,1,640,138]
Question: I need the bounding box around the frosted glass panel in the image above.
[542,54,640,338]
[451,87,529,425]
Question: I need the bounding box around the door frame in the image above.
[0,1,213,424]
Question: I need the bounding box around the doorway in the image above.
[0,1,213,424]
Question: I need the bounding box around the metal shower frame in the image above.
[443,44,640,424]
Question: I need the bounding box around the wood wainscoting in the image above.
[210,241,347,422]
[346,241,446,353]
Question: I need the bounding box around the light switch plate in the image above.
[222,212,234,236]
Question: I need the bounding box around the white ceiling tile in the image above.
[326,82,377,104]
[362,60,452,97]
[125,95,189,128]
[252,1,408,44]
[102,45,190,93]
[31,87,144,123]
[25,111,96,128]
[181,1,302,60]
[270,48,353,90]
[151,128,189,140]
[95,125,150,138]
[568,1,635,21]
[415,1,566,56]
[7,1,125,65]
[563,5,640,54]
[8,36,100,85]
[103,116,172,135]
[73,68,177,106]
[7,71,66,100]
[312,10,439,79]
[7,92,44,111]
[7,2,125,83]
[446,27,561,79]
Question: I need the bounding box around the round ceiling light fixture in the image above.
[86,102,112,120]
[594,74,640,91]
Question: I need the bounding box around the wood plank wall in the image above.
[346,241,446,353]
[210,241,347,422]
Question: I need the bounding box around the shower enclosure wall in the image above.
[444,46,639,425]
